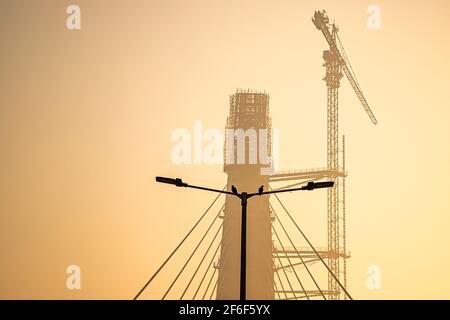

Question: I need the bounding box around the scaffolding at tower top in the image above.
[226,89,271,130]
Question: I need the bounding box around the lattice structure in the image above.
[323,27,344,299]
[313,9,378,299]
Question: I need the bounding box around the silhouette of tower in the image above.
[216,89,274,300]
[313,10,377,299]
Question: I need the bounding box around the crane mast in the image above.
[312,10,377,299]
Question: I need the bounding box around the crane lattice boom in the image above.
[313,10,378,125]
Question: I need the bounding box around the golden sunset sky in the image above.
[1,0,450,299]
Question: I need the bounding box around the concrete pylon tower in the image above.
[216,89,274,300]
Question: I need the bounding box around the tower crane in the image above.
[312,10,378,299]
[313,10,378,125]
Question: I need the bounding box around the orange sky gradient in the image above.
[1,0,450,299]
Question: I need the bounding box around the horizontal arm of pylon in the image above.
[273,259,320,271]
[276,290,340,300]
[269,168,346,183]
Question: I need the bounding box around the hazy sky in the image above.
[1,0,450,299]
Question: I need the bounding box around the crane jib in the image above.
[313,10,378,125]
